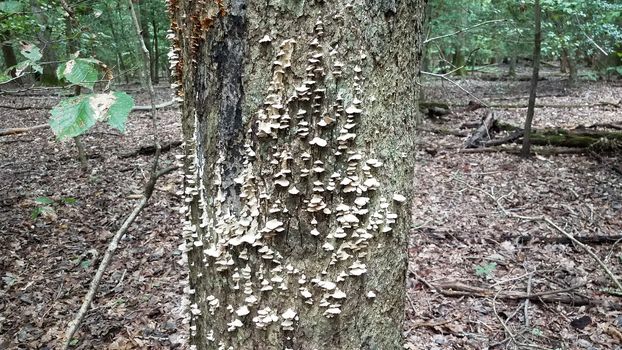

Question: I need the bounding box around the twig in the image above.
[60,1,165,348]
[543,218,622,291]
[524,270,533,328]
[424,19,506,44]
[421,71,489,107]
[457,178,622,292]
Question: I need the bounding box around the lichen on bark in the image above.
[170,1,426,349]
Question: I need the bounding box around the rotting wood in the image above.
[425,281,608,307]
[463,117,622,151]
[464,111,496,148]
[501,233,622,245]
[119,140,182,158]
[0,124,48,136]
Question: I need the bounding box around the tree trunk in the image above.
[138,0,155,83]
[30,0,59,85]
[106,4,130,84]
[170,1,425,349]
[521,0,541,157]
[1,33,18,77]
[452,44,466,76]
[151,15,160,84]
[567,50,577,88]
[508,54,517,78]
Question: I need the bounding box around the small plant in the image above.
[31,196,78,220]
[474,262,497,278]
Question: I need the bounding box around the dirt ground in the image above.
[1,73,621,349]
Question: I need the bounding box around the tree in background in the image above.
[0,0,171,85]
[424,0,622,80]
[169,0,425,348]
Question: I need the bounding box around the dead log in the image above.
[459,146,587,155]
[119,140,182,158]
[488,101,620,109]
[474,121,622,151]
[0,124,48,136]
[464,111,496,148]
[502,234,622,245]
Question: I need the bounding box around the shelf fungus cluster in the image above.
[177,17,407,345]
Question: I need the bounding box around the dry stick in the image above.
[424,19,506,44]
[524,271,533,328]
[543,218,622,292]
[60,1,163,348]
[421,71,490,108]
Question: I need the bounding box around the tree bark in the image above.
[1,33,18,77]
[151,14,160,84]
[170,1,425,349]
[521,0,541,157]
[29,0,59,85]
[138,0,155,83]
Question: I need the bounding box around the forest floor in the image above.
[0,71,621,349]
[408,70,622,350]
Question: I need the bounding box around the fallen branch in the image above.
[457,180,622,293]
[430,280,591,305]
[60,165,178,348]
[488,101,620,109]
[459,146,587,155]
[119,140,182,158]
[61,1,166,347]
[501,234,622,245]
[464,111,496,148]
[132,99,176,111]
[0,124,48,136]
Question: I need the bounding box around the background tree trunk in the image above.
[521,0,542,157]
[30,0,59,85]
[138,1,155,83]
[1,33,18,78]
[170,1,426,349]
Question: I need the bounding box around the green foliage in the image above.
[474,262,497,278]
[1,0,170,84]
[0,1,23,14]
[31,196,77,220]
[49,91,134,140]
[425,0,622,76]
[56,57,102,90]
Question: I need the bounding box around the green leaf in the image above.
[474,262,497,278]
[0,72,10,83]
[30,207,43,220]
[106,92,134,133]
[49,95,97,140]
[35,197,54,205]
[0,1,23,13]
[80,259,91,269]
[57,58,99,90]
[31,63,43,74]
[15,61,30,76]
[61,197,78,205]
[19,42,42,62]
[49,92,133,140]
